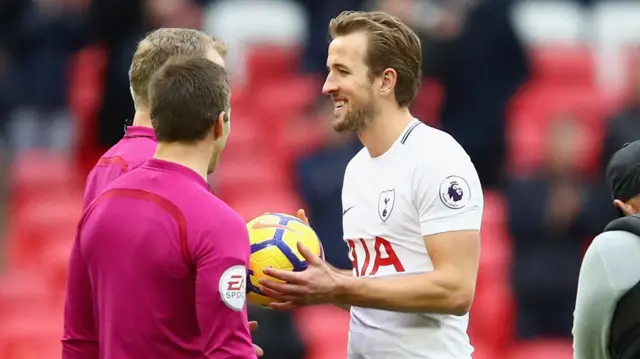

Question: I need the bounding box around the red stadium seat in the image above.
[275,116,328,161]
[221,112,268,160]
[473,231,514,348]
[529,46,595,88]
[479,191,511,281]
[229,191,303,222]
[0,270,54,319]
[294,306,350,359]
[478,229,510,282]
[7,194,81,269]
[222,76,321,169]
[245,45,302,88]
[251,77,321,167]
[471,341,498,359]
[213,158,291,201]
[618,49,640,101]
[470,281,515,353]
[252,76,319,130]
[508,339,573,359]
[509,46,605,176]
[471,191,514,350]
[412,79,444,127]
[512,85,607,124]
[0,314,62,359]
[482,191,507,226]
[508,86,607,175]
[68,44,108,162]
[9,150,81,207]
[38,235,75,296]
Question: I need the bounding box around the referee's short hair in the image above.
[129,28,227,108]
[148,57,230,143]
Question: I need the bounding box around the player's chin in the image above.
[332,117,351,133]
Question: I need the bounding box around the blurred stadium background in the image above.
[1,0,639,358]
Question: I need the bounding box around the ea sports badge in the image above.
[219,265,247,311]
[439,175,471,209]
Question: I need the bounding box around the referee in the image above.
[573,140,640,359]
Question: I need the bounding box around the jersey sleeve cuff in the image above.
[420,219,481,237]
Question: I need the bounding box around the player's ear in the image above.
[379,68,397,97]
[213,111,225,140]
[614,199,635,216]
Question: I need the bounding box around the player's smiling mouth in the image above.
[333,98,347,113]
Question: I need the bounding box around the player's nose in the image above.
[322,77,338,95]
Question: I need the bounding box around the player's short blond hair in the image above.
[129,28,227,108]
[329,11,422,107]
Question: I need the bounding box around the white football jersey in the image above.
[342,119,484,359]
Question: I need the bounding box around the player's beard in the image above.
[333,99,376,133]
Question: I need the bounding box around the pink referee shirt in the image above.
[83,126,157,209]
[63,159,255,359]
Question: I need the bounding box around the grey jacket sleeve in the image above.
[573,233,615,359]
[573,231,640,359]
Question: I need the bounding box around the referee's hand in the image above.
[249,321,264,357]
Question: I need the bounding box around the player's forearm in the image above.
[334,271,473,315]
[327,263,353,311]
[327,263,353,277]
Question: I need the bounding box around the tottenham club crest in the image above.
[439,176,471,209]
[378,189,396,222]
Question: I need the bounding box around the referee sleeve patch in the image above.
[219,265,247,311]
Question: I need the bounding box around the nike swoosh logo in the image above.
[342,205,355,216]
[251,221,299,232]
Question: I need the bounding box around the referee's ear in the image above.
[212,111,225,140]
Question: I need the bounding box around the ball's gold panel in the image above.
[246,212,323,308]
[249,245,294,272]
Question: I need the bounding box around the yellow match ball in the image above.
[246,213,324,307]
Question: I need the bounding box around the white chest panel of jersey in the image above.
[342,148,428,279]
[341,120,483,359]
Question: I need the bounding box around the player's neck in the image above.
[131,109,153,128]
[154,142,212,181]
[359,107,414,158]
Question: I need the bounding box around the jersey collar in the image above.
[124,126,156,140]
[143,158,211,191]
